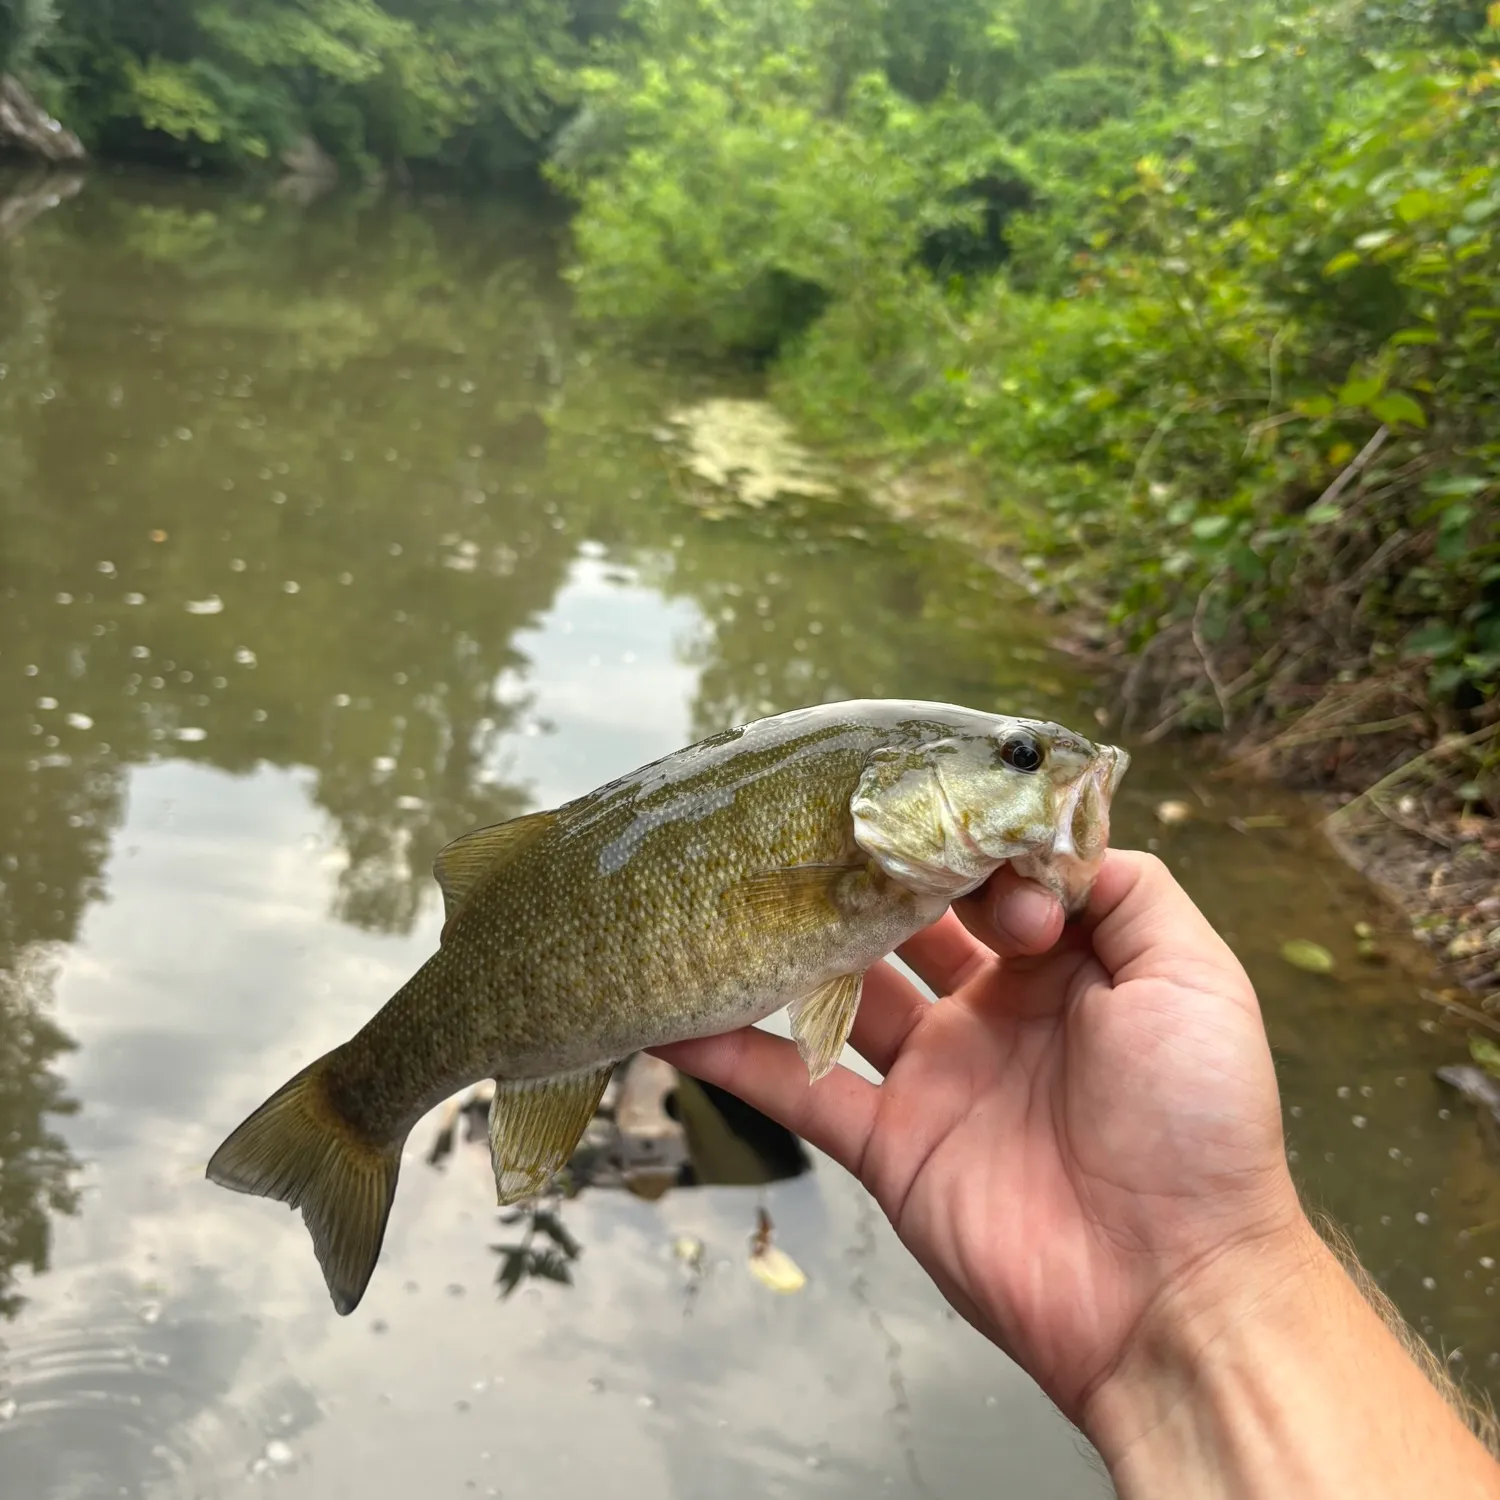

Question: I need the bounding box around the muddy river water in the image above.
[1,174,1497,1499]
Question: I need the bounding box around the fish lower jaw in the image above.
[864,849,994,902]
[1011,850,1100,918]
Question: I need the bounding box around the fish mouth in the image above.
[1050,745,1127,863]
[1100,743,1131,799]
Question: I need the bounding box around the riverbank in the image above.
[539,3,1498,1071]
[848,446,1500,1070]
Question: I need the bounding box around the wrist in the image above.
[1082,1214,1500,1498]
[1082,1213,1328,1483]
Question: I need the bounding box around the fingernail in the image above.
[993,883,1061,950]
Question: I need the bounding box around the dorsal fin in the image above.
[433,810,557,934]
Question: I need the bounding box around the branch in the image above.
[1191,571,1234,733]
[1311,424,1390,516]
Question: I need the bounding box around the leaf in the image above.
[1305,502,1343,525]
[1436,526,1469,563]
[494,1246,529,1298]
[1394,189,1436,224]
[1368,391,1426,429]
[1322,251,1361,276]
[527,1248,575,1286]
[1422,475,1488,498]
[1228,544,1266,581]
[749,1244,807,1293]
[1280,939,1335,974]
[1337,374,1384,407]
[1353,230,1395,251]
[1389,327,1440,346]
[1190,514,1232,541]
[1430,662,1467,696]
[531,1209,582,1260]
[1470,1037,1500,1080]
[1403,624,1460,659]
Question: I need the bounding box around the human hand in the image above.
[653,850,1307,1432]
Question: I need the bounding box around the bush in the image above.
[557,0,1500,730]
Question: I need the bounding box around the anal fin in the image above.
[788,972,863,1083]
[488,1063,617,1204]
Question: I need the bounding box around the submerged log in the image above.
[273,133,339,205]
[0,167,83,239]
[0,75,85,164]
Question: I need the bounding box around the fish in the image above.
[206,699,1129,1314]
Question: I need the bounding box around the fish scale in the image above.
[206,698,1128,1315]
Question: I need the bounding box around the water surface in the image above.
[1,174,1496,1498]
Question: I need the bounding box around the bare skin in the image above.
[655,850,1500,1498]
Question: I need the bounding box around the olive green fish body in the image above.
[334,711,944,1136]
[207,700,1128,1315]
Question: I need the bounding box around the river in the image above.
[1,173,1496,1499]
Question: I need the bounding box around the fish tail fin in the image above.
[206,1053,404,1317]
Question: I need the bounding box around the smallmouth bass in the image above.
[207,699,1128,1313]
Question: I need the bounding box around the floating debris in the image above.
[748,1207,806,1293]
[663,399,838,510]
[1154,799,1193,827]
[1228,814,1289,833]
[1280,939,1335,975]
[185,596,224,615]
[1470,1038,1500,1081]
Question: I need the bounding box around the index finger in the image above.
[650,1028,878,1178]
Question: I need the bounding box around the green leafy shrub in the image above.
[25,0,581,178]
[559,0,1500,729]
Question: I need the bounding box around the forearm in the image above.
[1086,1219,1500,1499]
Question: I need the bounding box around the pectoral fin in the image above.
[719,864,860,941]
[787,971,863,1083]
[488,1063,617,1204]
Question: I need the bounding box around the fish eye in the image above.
[1000,734,1043,773]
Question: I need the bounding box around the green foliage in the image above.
[11,0,1500,727]
[0,0,55,74]
[119,56,285,160]
[551,0,1016,357]
[25,0,582,178]
[558,0,1500,719]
